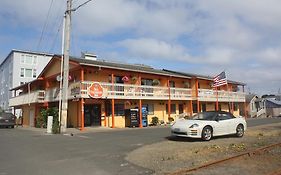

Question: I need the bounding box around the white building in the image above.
[0,49,53,115]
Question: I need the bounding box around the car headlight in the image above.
[189,124,199,128]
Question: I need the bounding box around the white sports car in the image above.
[171,111,247,141]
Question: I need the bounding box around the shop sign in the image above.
[70,82,81,97]
[88,82,103,98]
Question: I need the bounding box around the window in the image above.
[33,69,37,78]
[25,69,32,77]
[20,68,24,77]
[202,103,206,112]
[179,104,184,114]
[169,81,175,87]
[143,104,154,115]
[106,103,125,116]
[166,104,176,114]
[21,55,25,63]
[25,55,33,64]
[193,103,198,113]
[141,79,153,86]
[33,56,37,64]
[115,76,123,83]
[218,112,234,120]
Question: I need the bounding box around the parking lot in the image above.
[0,117,281,175]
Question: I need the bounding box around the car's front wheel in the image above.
[201,126,212,141]
[236,124,244,137]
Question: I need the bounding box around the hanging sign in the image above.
[88,82,103,98]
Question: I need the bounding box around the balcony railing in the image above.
[10,81,245,107]
[198,89,245,102]
[80,81,192,100]
[9,90,45,106]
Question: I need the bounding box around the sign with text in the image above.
[88,82,103,98]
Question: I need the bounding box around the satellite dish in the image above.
[56,75,62,82]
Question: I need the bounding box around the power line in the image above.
[36,0,54,51]
[72,0,93,12]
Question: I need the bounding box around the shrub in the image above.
[37,107,60,134]
[168,117,174,122]
[151,116,159,126]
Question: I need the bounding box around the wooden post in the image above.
[195,79,200,113]
[111,74,115,128]
[80,68,85,130]
[243,85,247,118]
[190,100,193,117]
[168,79,171,118]
[139,99,142,128]
[216,86,219,111]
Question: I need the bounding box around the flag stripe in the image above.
[213,71,227,87]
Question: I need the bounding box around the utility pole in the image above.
[61,0,72,133]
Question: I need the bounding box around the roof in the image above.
[267,99,281,106]
[0,49,53,67]
[163,69,246,86]
[67,56,192,79]
[246,94,258,103]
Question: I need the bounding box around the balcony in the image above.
[198,89,245,102]
[9,90,45,107]
[80,81,192,100]
[10,81,245,107]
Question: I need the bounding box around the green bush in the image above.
[151,116,159,126]
[37,107,60,134]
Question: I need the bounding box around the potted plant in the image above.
[183,81,190,88]
[152,79,160,86]
[131,76,138,83]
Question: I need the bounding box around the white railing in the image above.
[9,90,45,106]
[198,89,245,102]
[10,81,245,106]
[257,108,266,117]
[80,81,192,100]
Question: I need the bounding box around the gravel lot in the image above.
[126,123,281,175]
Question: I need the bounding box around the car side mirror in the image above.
[215,117,219,122]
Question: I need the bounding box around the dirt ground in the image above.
[126,123,281,175]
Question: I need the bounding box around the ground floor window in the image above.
[143,104,154,115]
[166,104,176,114]
[179,104,184,114]
[106,103,125,116]
[193,103,198,113]
[201,103,206,112]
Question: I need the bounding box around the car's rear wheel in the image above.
[236,124,244,137]
[201,126,212,141]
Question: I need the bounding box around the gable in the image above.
[39,56,79,79]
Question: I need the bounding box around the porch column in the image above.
[167,79,171,118]
[230,85,234,113]
[189,100,193,117]
[195,79,200,113]
[243,85,247,118]
[111,74,115,128]
[139,99,142,128]
[44,81,50,108]
[80,68,85,130]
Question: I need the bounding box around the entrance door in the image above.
[84,104,101,127]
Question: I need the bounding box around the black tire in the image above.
[236,124,244,137]
[201,126,212,141]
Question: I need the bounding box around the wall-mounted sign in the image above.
[88,82,103,98]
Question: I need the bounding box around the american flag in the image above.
[213,71,227,87]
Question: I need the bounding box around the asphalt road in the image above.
[0,117,281,175]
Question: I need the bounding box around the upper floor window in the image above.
[25,69,32,77]
[25,55,33,64]
[20,68,24,77]
[33,56,37,64]
[33,69,37,78]
[20,55,25,63]
[141,79,153,86]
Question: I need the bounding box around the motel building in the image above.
[9,54,246,130]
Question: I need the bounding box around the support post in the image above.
[195,79,200,113]
[80,68,84,130]
[111,74,115,128]
[139,99,142,128]
[167,79,171,118]
[190,100,193,117]
[243,85,247,118]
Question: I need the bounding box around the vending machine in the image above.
[125,109,139,127]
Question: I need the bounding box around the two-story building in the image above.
[9,54,246,129]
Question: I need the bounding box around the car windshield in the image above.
[190,112,217,120]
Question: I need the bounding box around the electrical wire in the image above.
[36,0,54,51]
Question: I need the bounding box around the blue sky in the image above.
[0,0,281,95]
